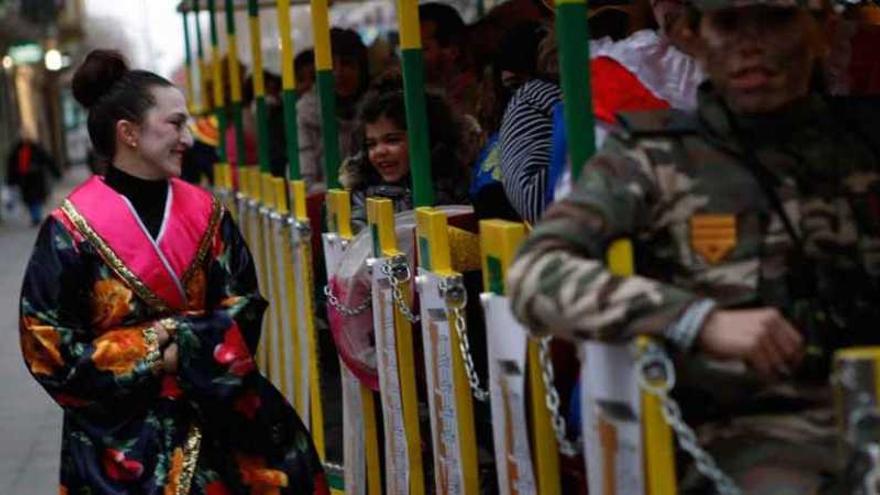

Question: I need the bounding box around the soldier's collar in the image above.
[696,83,831,151]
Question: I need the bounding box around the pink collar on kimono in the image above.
[61,175,218,312]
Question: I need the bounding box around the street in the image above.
[0,166,89,494]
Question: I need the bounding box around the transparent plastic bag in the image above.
[327,205,473,390]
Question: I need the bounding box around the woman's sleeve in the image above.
[171,211,269,401]
[19,218,164,414]
[499,84,559,224]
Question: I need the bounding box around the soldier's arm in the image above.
[507,136,714,348]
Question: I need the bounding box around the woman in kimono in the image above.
[18,50,328,495]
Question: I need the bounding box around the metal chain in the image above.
[323,285,372,317]
[439,276,489,402]
[864,444,880,495]
[380,255,421,323]
[636,343,742,495]
[537,336,579,457]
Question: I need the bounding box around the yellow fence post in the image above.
[243,169,269,372]
[267,177,289,399]
[325,189,381,495]
[479,220,542,494]
[415,207,480,494]
[286,180,326,464]
[367,198,425,495]
[258,172,278,381]
[284,180,306,418]
[607,239,677,495]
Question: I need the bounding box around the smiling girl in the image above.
[340,73,473,231]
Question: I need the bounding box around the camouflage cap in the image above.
[691,0,826,10]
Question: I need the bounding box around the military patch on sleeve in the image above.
[690,214,737,265]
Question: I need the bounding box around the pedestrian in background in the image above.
[6,136,59,226]
[297,28,370,191]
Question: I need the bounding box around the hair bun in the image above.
[72,50,129,109]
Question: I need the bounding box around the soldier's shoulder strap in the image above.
[615,108,699,139]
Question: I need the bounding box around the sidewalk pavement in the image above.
[0,166,90,494]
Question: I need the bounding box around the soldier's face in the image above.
[697,7,828,114]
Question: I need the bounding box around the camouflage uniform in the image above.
[507,83,880,493]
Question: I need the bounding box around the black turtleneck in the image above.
[104,165,169,239]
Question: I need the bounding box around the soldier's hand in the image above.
[697,308,805,380]
[162,343,179,374]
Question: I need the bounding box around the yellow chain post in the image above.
[607,239,677,494]
[238,165,249,241]
[326,190,353,241]
[263,173,280,387]
[258,172,277,381]
[213,160,233,213]
[479,220,543,494]
[368,197,425,495]
[237,166,250,251]
[481,220,561,494]
[268,177,289,398]
[284,180,305,417]
[415,207,480,494]
[834,347,880,473]
[326,189,381,495]
[246,168,269,373]
[287,180,326,462]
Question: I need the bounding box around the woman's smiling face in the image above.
[365,116,410,184]
[134,86,193,178]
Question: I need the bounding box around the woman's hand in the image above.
[156,327,171,348]
[162,343,179,374]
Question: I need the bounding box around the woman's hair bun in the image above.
[72,49,130,109]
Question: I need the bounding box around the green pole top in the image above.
[225,0,236,33]
[556,1,596,181]
[182,11,193,66]
[207,0,219,45]
[400,50,434,208]
[194,0,204,58]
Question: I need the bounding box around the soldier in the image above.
[507,0,880,492]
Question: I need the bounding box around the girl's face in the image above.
[365,116,409,184]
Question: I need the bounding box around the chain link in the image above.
[537,336,579,457]
[439,276,489,402]
[864,444,880,495]
[323,285,372,317]
[380,255,421,323]
[636,343,741,495]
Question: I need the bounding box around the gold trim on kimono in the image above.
[60,200,171,313]
[178,424,203,495]
[182,198,223,286]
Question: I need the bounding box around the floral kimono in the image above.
[19,176,327,495]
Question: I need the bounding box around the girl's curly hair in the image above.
[356,70,471,186]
